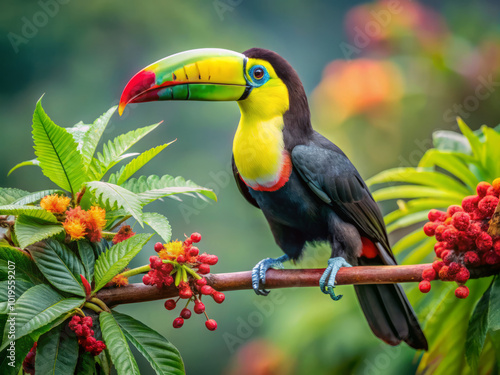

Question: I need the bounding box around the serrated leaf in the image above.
[35,323,79,375]
[81,106,117,172]
[114,311,185,375]
[75,351,96,375]
[0,205,58,223]
[15,215,65,249]
[77,241,96,282]
[0,245,45,284]
[32,98,88,194]
[11,189,65,206]
[121,174,216,205]
[110,142,173,185]
[7,159,40,176]
[0,284,83,349]
[67,122,91,151]
[0,279,34,314]
[90,123,161,180]
[0,188,31,205]
[28,239,86,296]
[93,233,152,292]
[99,312,140,375]
[86,181,143,226]
[142,212,172,243]
[465,285,491,372]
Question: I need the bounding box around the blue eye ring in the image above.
[248,65,269,85]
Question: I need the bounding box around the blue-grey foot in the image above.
[319,257,352,301]
[251,255,290,296]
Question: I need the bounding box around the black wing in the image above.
[231,155,260,209]
[291,136,394,262]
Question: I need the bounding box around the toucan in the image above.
[119,48,428,350]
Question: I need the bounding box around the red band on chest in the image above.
[241,152,292,192]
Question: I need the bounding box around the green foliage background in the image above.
[2,1,500,374]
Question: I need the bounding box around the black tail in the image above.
[355,256,428,350]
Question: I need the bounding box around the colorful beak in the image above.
[119,48,250,115]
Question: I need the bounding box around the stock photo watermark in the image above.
[6,260,16,367]
[7,0,71,54]
[213,0,244,21]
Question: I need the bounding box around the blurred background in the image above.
[2,0,500,373]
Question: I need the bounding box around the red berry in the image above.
[150,256,162,269]
[196,278,207,286]
[464,251,481,267]
[173,317,184,328]
[179,288,193,299]
[493,178,500,193]
[154,242,164,252]
[423,222,438,236]
[422,268,436,281]
[176,255,186,263]
[194,302,206,314]
[184,238,193,247]
[419,280,431,293]
[443,227,458,247]
[205,319,217,331]
[189,247,199,257]
[476,232,493,251]
[451,212,470,231]
[438,266,451,280]
[205,255,219,266]
[494,240,500,256]
[164,299,176,310]
[442,251,453,265]
[448,262,460,275]
[432,260,444,273]
[455,285,469,299]
[447,205,463,216]
[462,195,479,213]
[180,308,192,319]
[213,292,225,304]
[477,182,491,197]
[484,251,500,265]
[82,316,93,327]
[142,274,152,285]
[478,195,499,217]
[201,285,214,295]
[434,225,447,241]
[198,264,210,274]
[454,267,470,283]
[428,209,446,222]
[191,232,202,243]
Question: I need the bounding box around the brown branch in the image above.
[96,263,500,307]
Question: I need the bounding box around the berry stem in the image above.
[83,302,104,313]
[120,265,151,278]
[184,266,202,280]
[89,297,111,313]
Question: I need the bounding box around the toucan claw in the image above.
[251,254,290,296]
[319,257,352,301]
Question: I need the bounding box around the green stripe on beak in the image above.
[119,48,250,115]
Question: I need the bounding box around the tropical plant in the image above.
[368,119,500,374]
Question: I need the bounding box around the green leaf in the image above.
[35,323,79,375]
[15,214,65,249]
[488,276,500,332]
[75,351,96,375]
[367,168,472,196]
[0,336,34,375]
[99,312,140,375]
[94,233,152,292]
[392,227,428,255]
[81,107,117,172]
[432,130,472,154]
[372,185,464,202]
[11,190,65,206]
[67,121,91,151]
[386,211,431,233]
[114,311,185,375]
[465,285,491,372]
[0,205,58,223]
[86,181,144,226]
[7,159,40,176]
[32,98,88,195]
[401,237,435,265]
[383,198,458,226]
[0,279,34,314]
[456,117,483,161]
[121,174,216,205]
[418,149,479,190]
[28,239,86,296]
[0,284,83,349]
[142,212,172,243]
[77,241,96,282]
[0,188,30,205]
[481,126,500,181]
[110,142,173,185]
[90,123,161,180]
[0,245,45,284]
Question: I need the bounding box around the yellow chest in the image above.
[232,116,285,186]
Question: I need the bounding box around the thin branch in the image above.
[96,263,500,307]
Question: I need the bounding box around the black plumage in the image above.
[232,48,428,350]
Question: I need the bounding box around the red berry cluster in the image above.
[143,232,224,331]
[420,179,500,299]
[22,342,37,375]
[68,315,106,356]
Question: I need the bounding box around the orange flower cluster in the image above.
[40,194,71,214]
[112,225,136,244]
[62,206,107,242]
[112,274,129,287]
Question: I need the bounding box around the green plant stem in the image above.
[90,297,111,313]
[101,231,116,240]
[110,215,132,231]
[84,301,104,313]
[120,265,151,278]
[184,266,202,280]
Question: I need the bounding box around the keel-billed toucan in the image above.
[119,48,428,350]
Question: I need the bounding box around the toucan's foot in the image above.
[319,257,352,301]
[251,255,290,296]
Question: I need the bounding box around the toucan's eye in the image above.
[253,68,265,80]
